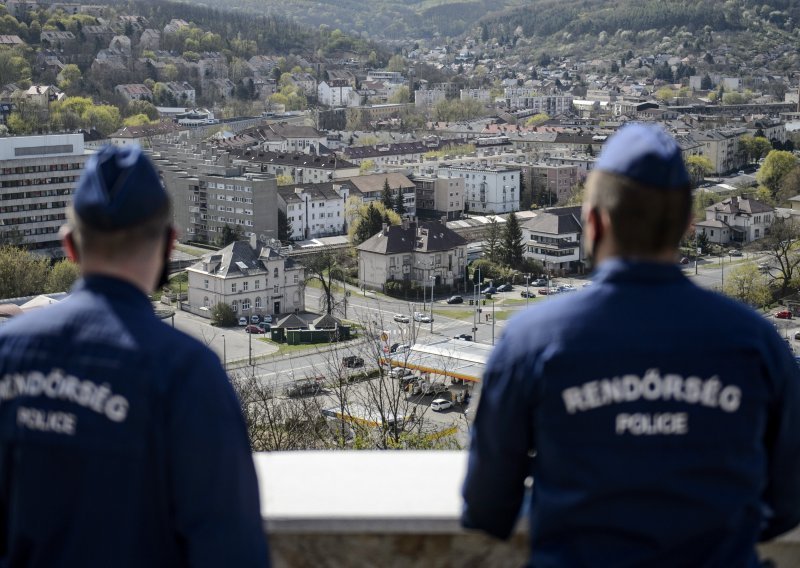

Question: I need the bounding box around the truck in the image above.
[412,379,448,396]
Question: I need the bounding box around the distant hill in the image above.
[187,0,525,40]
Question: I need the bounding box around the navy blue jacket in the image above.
[462,259,800,567]
[0,276,269,568]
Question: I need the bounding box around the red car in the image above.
[775,310,792,320]
[245,324,266,333]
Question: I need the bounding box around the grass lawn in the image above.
[433,309,475,321]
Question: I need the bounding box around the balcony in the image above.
[256,451,800,567]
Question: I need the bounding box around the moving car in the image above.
[393,314,410,323]
[244,324,265,334]
[446,295,464,304]
[728,249,742,257]
[775,310,792,320]
[431,399,453,411]
[413,312,433,323]
[497,284,513,292]
[679,257,690,265]
[481,286,497,294]
[342,355,365,368]
[454,334,473,341]
[238,316,248,326]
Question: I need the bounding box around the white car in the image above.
[262,314,273,323]
[413,312,433,323]
[238,317,248,326]
[431,398,453,411]
[390,367,414,379]
[393,314,410,324]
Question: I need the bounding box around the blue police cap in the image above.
[595,123,690,190]
[73,144,168,231]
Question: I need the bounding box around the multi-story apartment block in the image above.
[459,89,491,103]
[186,234,305,320]
[0,133,90,256]
[528,163,579,205]
[437,164,520,214]
[503,89,573,115]
[156,154,278,245]
[278,182,350,240]
[318,80,355,108]
[412,175,464,221]
[345,172,416,216]
[229,149,359,184]
[692,129,747,175]
[521,206,584,275]
[414,88,446,109]
[114,83,153,103]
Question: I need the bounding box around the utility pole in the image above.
[492,297,496,345]
[525,273,530,307]
[248,327,252,366]
[222,334,226,371]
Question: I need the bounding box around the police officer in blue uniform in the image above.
[462,124,800,567]
[0,145,269,567]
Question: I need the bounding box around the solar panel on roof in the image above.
[235,261,248,270]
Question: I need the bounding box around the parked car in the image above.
[453,334,473,341]
[431,398,453,411]
[284,379,322,397]
[531,278,548,287]
[262,314,273,323]
[250,314,261,324]
[256,322,270,332]
[244,324,265,334]
[496,284,513,292]
[446,295,464,304]
[413,312,433,323]
[238,316,248,326]
[390,343,411,354]
[342,355,365,368]
[393,313,410,323]
[728,249,743,257]
[775,310,792,320]
[558,284,577,293]
[481,286,497,294]
[538,288,559,295]
[794,331,800,341]
[520,290,536,298]
[390,367,414,379]
[679,257,690,265]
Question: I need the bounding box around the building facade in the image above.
[413,175,464,221]
[278,182,350,240]
[695,195,775,244]
[520,206,584,274]
[0,133,89,256]
[437,164,520,214]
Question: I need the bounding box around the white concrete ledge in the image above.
[254,451,800,567]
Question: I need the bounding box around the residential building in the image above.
[114,83,153,103]
[528,163,579,205]
[692,129,747,175]
[437,164,520,214]
[278,182,350,240]
[251,123,327,155]
[356,219,467,292]
[412,175,464,221]
[186,234,305,320]
[414,88,447,109]
[459,89,491,103]
[0,133,90,255]
[318,80,355,108]
[0,35,25,47]
[155,152,279,245]
[139,28,161,51]
[520,206,584,274]
[229,149,359,184]
[503,89,573,115]
[345,172,416,216]
[163,81,196,106]
[695,195,775,244]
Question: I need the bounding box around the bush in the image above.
[210,302,237,326]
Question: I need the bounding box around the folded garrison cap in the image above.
[595,123,690,190]
[73,144,168,230]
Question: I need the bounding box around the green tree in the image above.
[218,224,242,247]
[83,105,122,136]
[778,166,800,204]
[126,99,159,120]
[210,302,237,326]
[276,174,294,186]
[359,159,376,174]
[739,135,772,164]
[0,246,49,298]
[381,178,393,210]
[45,259,80,293]
[388,86,409,104]
[685,155,713,186]
[386,54,407,73]
[394,190,406,216]
[655,87,675,102]
[761,216,800,296]
[56,64,81,93]
[123,114,155,127]
[723,264,771,308]
[484,217,502,263]
[524,113,550,127]
[300,248,350,315]
[0,47,31,85]
[278,209,291,242]
[500,212,524,267]
[349,202,400,245]
[757,150,798,199]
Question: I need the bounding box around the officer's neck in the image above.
[78,256,160,295]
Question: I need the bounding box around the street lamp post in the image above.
[222,334,226,371]
[248,327,252,366]
[429,275,436,333]
[492,297,496,345]
[525,273,531,307]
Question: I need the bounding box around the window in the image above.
[274,268,279,278]
[255,297,262,309]
[203,297,209,307]
[204,279,209,289]
[255,279,260,289]
[242,299,251,311]
[273,285,280,293]
[231,300,239,312]
[231,282,237,293]
[293,274,299,283]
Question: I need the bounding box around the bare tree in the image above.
[300,248,353,315]
[762,217,800,297]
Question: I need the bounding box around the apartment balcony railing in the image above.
[255,451,800,568]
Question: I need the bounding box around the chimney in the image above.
[249,233,258,251]
[382,222,388,235]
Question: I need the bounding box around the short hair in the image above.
[66,201,172,262]
[584,170,691,256]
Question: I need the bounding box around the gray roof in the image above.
[188,240,295,277]
[274,313,307,329]
[707,196,774,215]
[522,209,583,235]
[357,220,467,255]
[229,148,356,170]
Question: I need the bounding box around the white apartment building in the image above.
[503,88,573,115]
[0,133,90,255]
[186,234,305,320]
[521,207,584,274]
[437,164,520,214]
[317,80,355,108]
[459,89,491,103]
[414,88,446,109]
[278,182,350,240]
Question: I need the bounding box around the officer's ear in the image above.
[60,225,80,263]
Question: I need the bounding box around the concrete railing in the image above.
[255,451,800,568]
